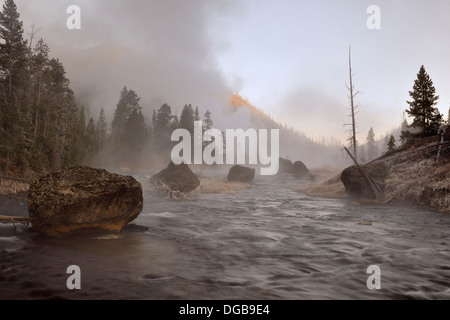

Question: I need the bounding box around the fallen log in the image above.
[0,215,30,230]
[343,147,383,199]
[151,178,193,201]
[0,215,30,222]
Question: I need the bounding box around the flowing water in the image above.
[0,174,449,300]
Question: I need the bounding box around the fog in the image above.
[12,0,450,170]
[16,0,242,122]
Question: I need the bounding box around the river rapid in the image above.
[0,174,449,300]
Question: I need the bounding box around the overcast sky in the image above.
[12,0,450,143]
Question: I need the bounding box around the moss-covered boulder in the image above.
[28,167,143,236]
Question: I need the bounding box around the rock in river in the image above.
[150,162,200,193]
[28,166,143,236]
[278,157,294,174]
[292,161,310,179]
[340,162,389,199]
[227,165,255,183]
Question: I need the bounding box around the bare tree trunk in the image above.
[346,46,360,161]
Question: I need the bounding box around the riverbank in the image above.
[340,132,450,214]
[0,177,30,195]
[194,177,252,194]
[289,167,347,199]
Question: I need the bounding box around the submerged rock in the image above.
[28,166,143,236]
[227,165,255,183]
[340,162,389,199]
[150,162,200,193]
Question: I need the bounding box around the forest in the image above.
[0,0,215,176]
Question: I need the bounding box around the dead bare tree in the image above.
[345,46,361,161]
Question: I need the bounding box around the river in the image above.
[0,174,449,300]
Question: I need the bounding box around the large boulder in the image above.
[28,166,143,237]
[227,165,255,183]
[340,162,389,199]
[150,162,200,192]
[278,157,294,174]
[292,161,310,179]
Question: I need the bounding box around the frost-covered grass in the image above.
[0,179,29,195]
[384,159,450,213]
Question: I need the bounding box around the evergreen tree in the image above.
[404,65,443,138]
[0,1,89,173]
[366,127,377,161]
[169,114,179,132]
[124,108,147,157]
[86,117,98,159]
[111,86,141,145]
[63,102,87,170]
[383,135,389,154]
[194,106,200,121]
[203,110,213,132]
[0,0,30,171]
[202,110,213,155]
[0,0,28,98]
[154,103,172,151]
[179,104,195,134]
[96,108,107,148]
[30,38,49,139]
[386,135,396,154]
[400,119,410,143]
[152,110,157,129]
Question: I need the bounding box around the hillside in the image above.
[229,94,346,167]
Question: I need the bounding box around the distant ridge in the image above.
[229,94,347,167]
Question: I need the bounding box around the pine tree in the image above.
[179,104,195,134]
[202,110,213,155]
[0,0,30,172]
[124,109,147,157]
[404,65,443,138]
[96,108,107,148]
[194,106,200,121]
[0,0,28,98]
[111,86,141,145]
[383,135,389,154]
[169,114,179,132]
[153,103,172,151]
[30,38,49,139]
[0,1,90,173]
[386,135,396,154]
[203,110,213,132]
[367,127,377,161]
[152,110,157,128]
[86,117,98,159]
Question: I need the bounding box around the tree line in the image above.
[96,86,215,167]
[0,0,86,175]
[0,0,216,174]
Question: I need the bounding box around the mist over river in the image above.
[1,173,449,300]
